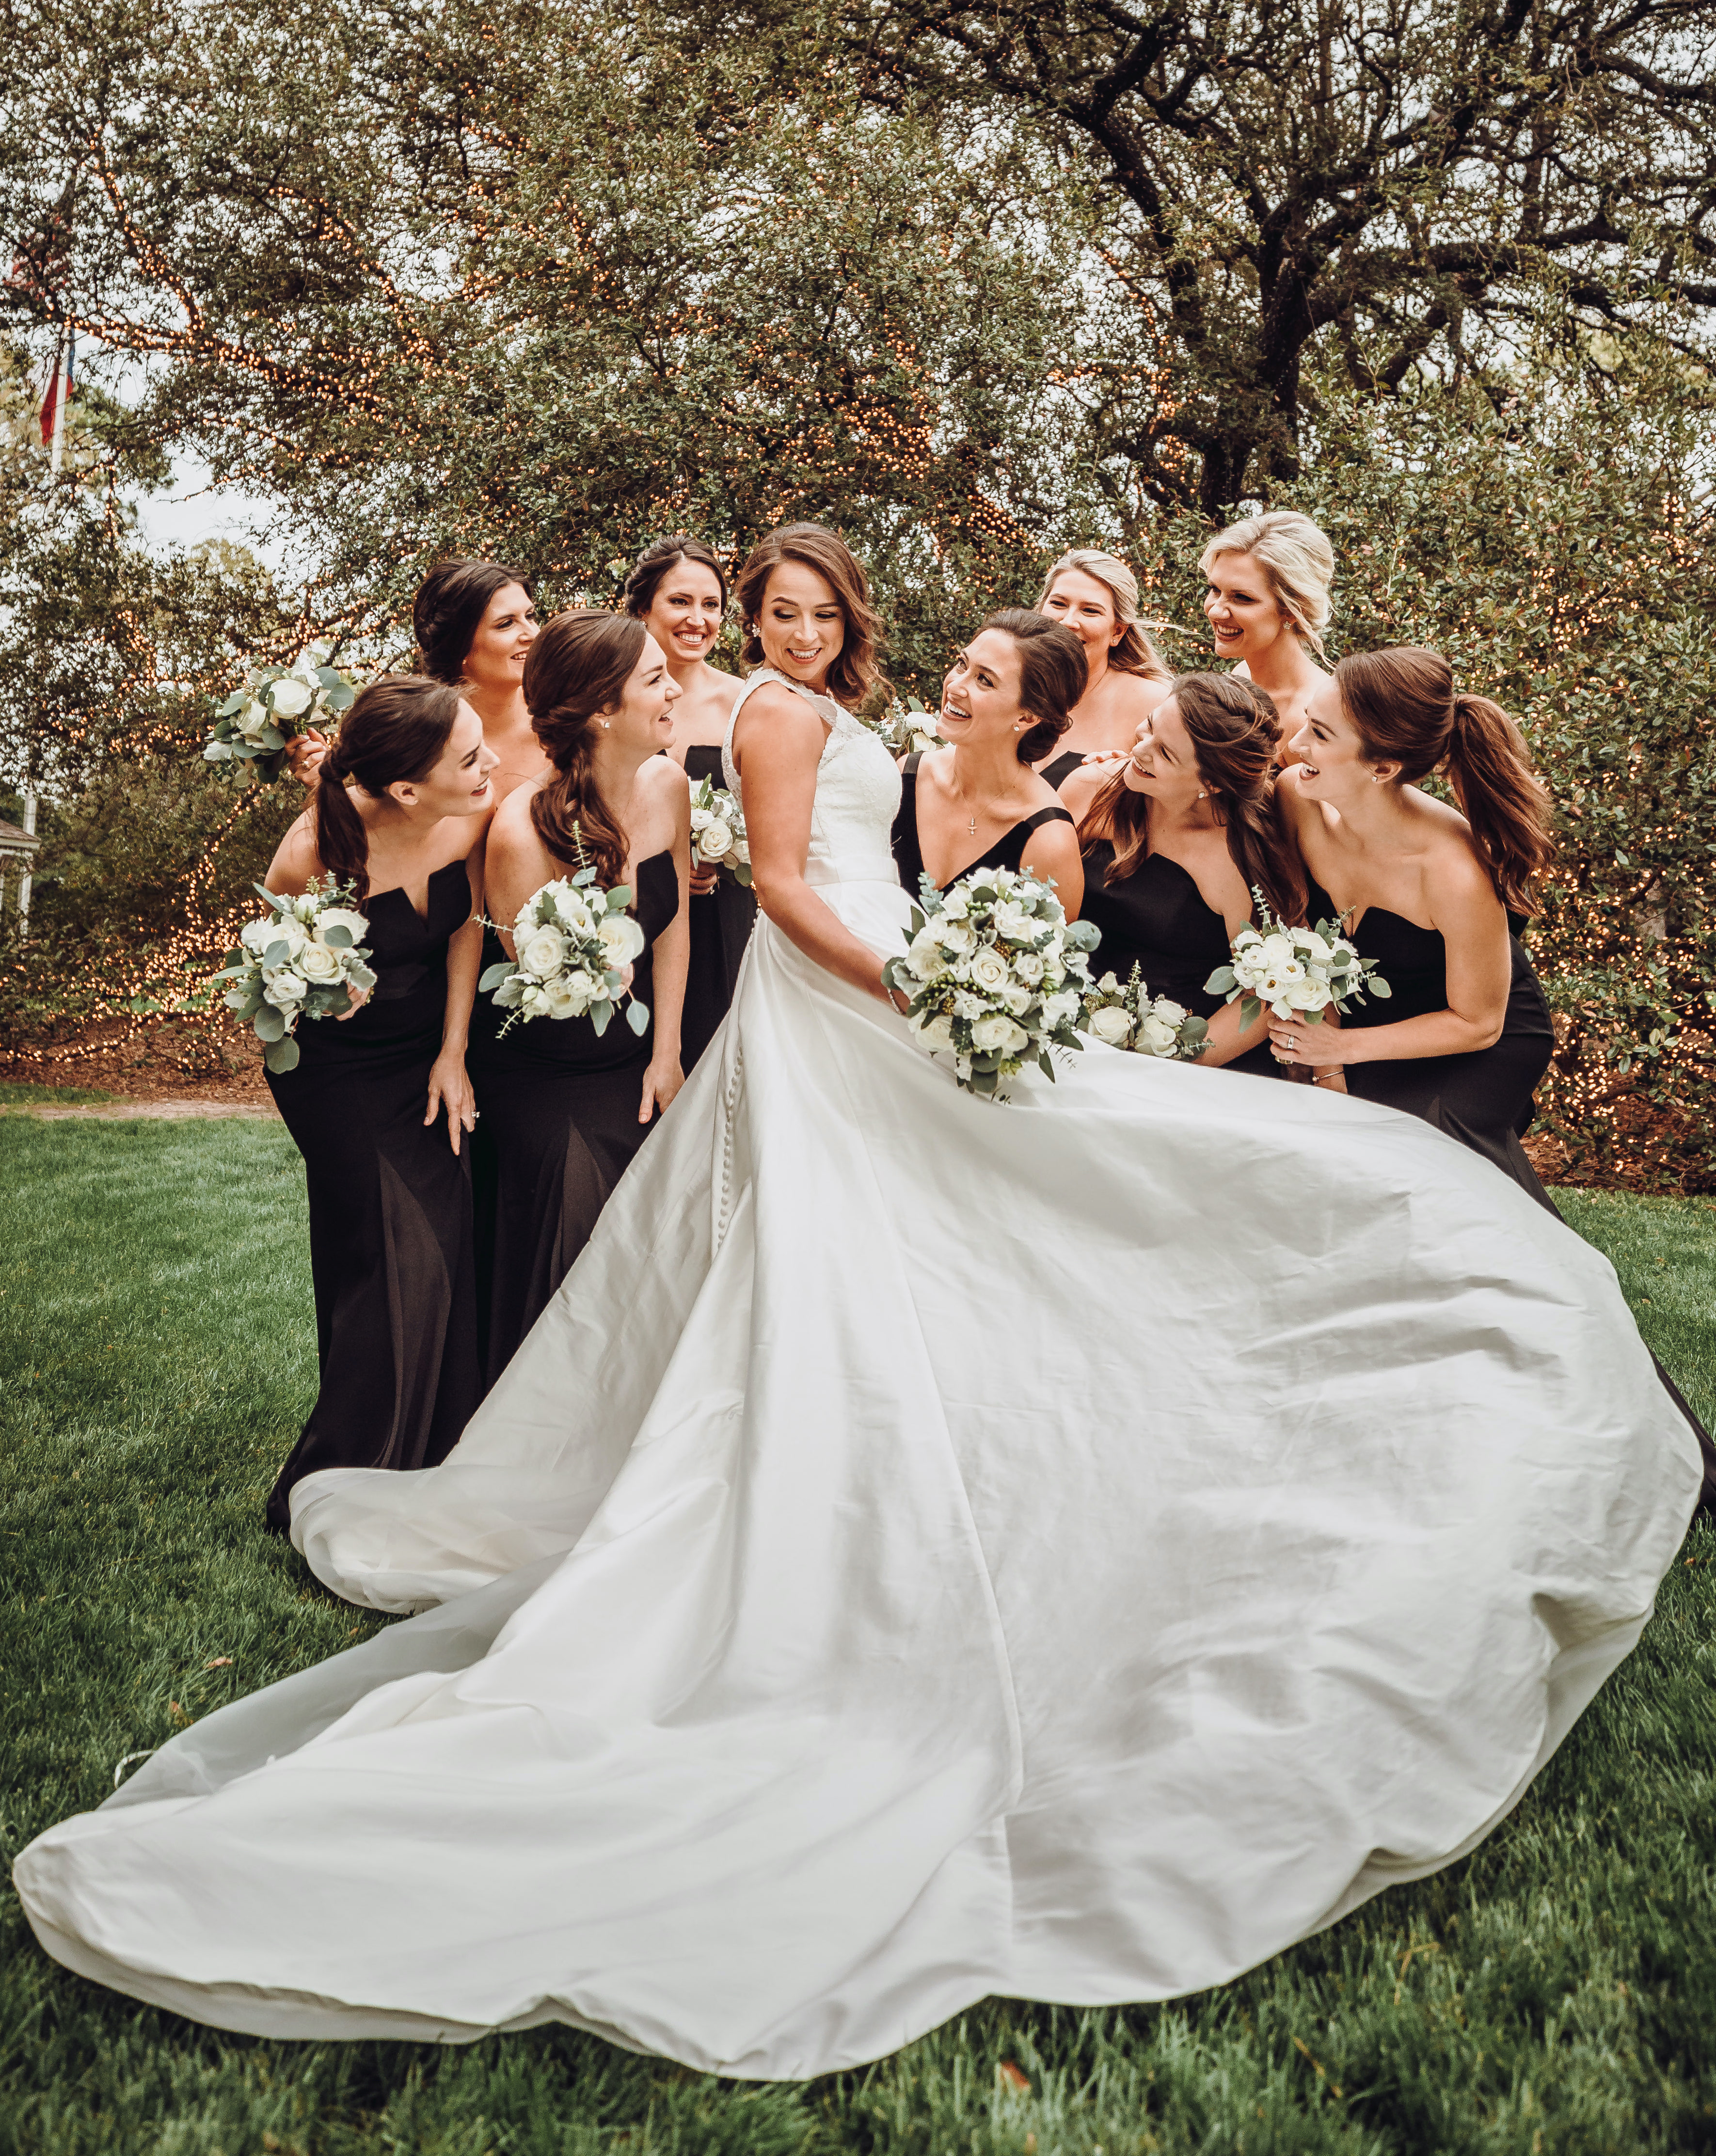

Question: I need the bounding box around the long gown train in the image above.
[15,682,1701,2080]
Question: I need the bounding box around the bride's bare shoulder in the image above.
[731,680,828,768]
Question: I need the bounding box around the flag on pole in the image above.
[40,324,73,451]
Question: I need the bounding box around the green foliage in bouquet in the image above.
[210,881,375,1074]
[204,645,359,783]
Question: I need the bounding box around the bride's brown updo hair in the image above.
[1335,648,1554,912]
[313,675,464,902]
[735,523,882,708]
[523,609,645,890]
[1077,671,1305,924]
[978,608,1088,763]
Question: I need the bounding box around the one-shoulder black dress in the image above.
[891,752,1074,895]
[1079,838,1277,1080]
[467,852,679,1388]
[681,744,757,1071]
[1311,880,1716,1502]
[263,859,481,1532]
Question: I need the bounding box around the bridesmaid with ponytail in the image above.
[258,675,496,1531]
[1059,672,1299,1076]
[468,611,691,1384]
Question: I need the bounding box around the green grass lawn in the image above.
[1,1119,1713,2156]
[0,1081,118,1108]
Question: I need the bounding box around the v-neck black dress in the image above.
[467,851,680,1388]
[263,859,481,1532]
[891,752,1074,897]
[1079,839,1278,1079]
[681,744,757,1071]
[1040,749,1087,792]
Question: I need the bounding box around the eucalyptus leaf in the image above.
[626,999,650,1035]
[253,1007,287,1043]
[589,1001,612,1037]
[264,1036,301,1074]
[478,960,515,992]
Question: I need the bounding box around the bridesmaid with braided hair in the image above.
[258,674,496,1530]
[467,611,692,1385]
[1059,671,1299,1078]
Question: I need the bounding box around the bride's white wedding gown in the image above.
[16,677,1700,2078]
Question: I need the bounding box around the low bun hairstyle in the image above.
[1334,647,1554,912]
[1078,671,1304,925]
[413,558,535,683]
[622,534,729,618]
[314,675,465,902]
[735,523,882,708]
[978,608,1088,762]
[523,609,645,890]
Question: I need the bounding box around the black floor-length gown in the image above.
[1079,837,1279,1080]
[264,861,481,1532]
[891,751,1075,895]
[681,744,757,1071]
[468,852,679,1388]
[1311,878,1716,1502]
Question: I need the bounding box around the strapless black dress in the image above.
[467,852,679,1388]
[681,744,757,1070]
[1079,839,1277,1079]
[1305,879,1553,1198]
[1310,880,1716,1502]
[891,752,1074,894]
[1040,749,1086,792]
[263,859,481,1531]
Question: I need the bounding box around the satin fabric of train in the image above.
[13,684,1701,2078]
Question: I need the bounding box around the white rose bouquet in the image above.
[1082,965,1210,1060]
[689,774,752,888]
[863,694,941,760]
[204,641,360,781]
[882,865,1101,1099]
[1205,889,1391,1030]
[211,877,377,1074]
[479,854,650,1041]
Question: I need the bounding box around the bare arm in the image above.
[639,772,690,1123]
[736,687,900,1007]
[426,838,486,1155]
[262,815,323,895]
[484,790,558,960]
[1019,818,1085,919]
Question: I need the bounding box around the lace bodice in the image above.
[724,668,902,888]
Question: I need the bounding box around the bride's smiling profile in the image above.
[15,521,1704,2085]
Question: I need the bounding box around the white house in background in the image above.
[0,814,41,922]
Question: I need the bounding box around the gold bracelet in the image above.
[1312,1069,1344,1086]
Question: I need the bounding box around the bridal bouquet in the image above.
[1206,891,1390,1030]
[864,694,940,761]
[1083,966,1210,1060]
[204,642,360,781]
[212,878,376,1074]
[689,775,752,887]
[480,860,649,1040]
[883,865,1099,1099]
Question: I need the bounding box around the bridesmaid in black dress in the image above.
[622,535,752,1068]
[1059,672,1300,1078]
[1031,551,1172,791]
[469,609,691,1384]
[260,675,495,1531]
[890,608,1086,904]
[1273,645,1715,1501]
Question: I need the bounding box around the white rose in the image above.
[518,926,568,979]
[1286,980,1329,1012]
[992,903,1036,944]
[733,837,751,865]
[1139,1015,1180,1055]
[939,888,970,919]
[521,982,552,1017]
[1258,934,1294,968]
[689,806,714,833]
[1001,982,1033,1016]
[907,929,948,979]
[268,675,313,718]
[564,968,599,999]
[1042,990,1080,1029]
[236,698,273,741]
[937,918,976,954]
[1012,950,1045,984]
[1154,997,1188,1024]
[699,821,734,859]
[598,913,646,967]
[970,1012,1016,1052]
[1298,930,1334,963]
[298,941,343,984]
[1096,970,1121,995]
[545,979,585,1020]
[263,969,307,1007]
[1089,1004,1135,1046]
[969,946,1010,993]
[913,1012,956,1053]
[314,906,368,945]
[239,917,276,954]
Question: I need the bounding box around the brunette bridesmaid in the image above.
[1059,673,1298,1078]
[468,612,691,1383]
[622,535,754,1068]
[414,558,546,804]
[259,676,496,1530]
[1033,551,1173,789]
[1200,510,1335,761]
[891,610,1085,908]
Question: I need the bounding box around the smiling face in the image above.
[1041,568,1122,673]
[1287,677,1390,801]
[639,556,727,672]
[1203,550,1296,665]
[388,700,498,816]
[940,629,1032,747]
[462,581,539,693]
[604,633,682,758]
[1118,696,1208,813]
[755,561,846,690]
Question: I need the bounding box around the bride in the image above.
[15,523,1700,2081]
